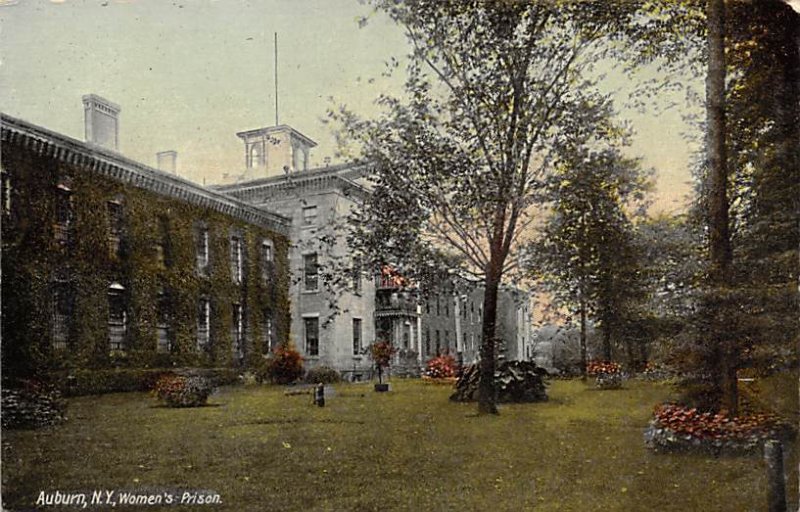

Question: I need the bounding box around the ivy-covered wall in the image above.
[1,137,290,380]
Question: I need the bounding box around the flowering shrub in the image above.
[644,403,792,452]
[424,355,457,379]
[586,360,622,376]
[152,375,214,408]
[370,341,397,384]
[1,381,67,429]
[264,343,305,385]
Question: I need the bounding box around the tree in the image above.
[335,1,672,414]
[531,119,650,375]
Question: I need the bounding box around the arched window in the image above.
[249,142,264,168]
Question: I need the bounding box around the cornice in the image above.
[214,162,372,204]
[1,113,291,236]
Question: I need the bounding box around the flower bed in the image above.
[152,375,214,408]
[644,403,792,453]
[586,360,623,389]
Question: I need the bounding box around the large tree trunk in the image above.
[478,256,501,415]
[706,0,737,415]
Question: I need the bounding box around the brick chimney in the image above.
[82,94,120,151]
[156,150,177,174]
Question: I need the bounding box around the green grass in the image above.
[2,378,797,511]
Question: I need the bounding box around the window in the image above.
[425,301,430,315]
[445,300,449,317]
[262,309,275,353]
[445,330,450,351]
[107,200,124,258]
[196,226,210,273]
[108,283,127,352]
[154,216,171,268]
[52,282,74,350]
[156,289,172,353]
[462,332,467,352]
[248,142,264,168]
[304,317,319,356]
[230,235,243,283]
[231,303,244,362]
[1,170,11,216]
[197,298,210,349]
[302,205,318,226]
[352,318,362,355]
[261,239,273,281]
[303,253,318,291]
[435,330,441,354]
[54,182,74,245]
[436,299,440,316]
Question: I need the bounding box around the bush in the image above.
[2,380,67,429]
[595,373,623,390]
[424,355,457,379]
[450,361,549,403]
[264,344,304,385]
[152,375,214,408]
[305,366,341,384]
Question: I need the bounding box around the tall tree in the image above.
[532,123,650,375]
[336,1,670,414]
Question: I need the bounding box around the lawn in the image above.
[2,378,797,511]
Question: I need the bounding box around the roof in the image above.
[235,125,318,148]
[212,161,372,203]
[1,113,292,236]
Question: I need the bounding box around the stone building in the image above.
[214,122,535,376]
[1,96,291,380]
[213,129,377,378]
[420,280,534,366]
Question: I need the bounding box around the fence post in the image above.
[764,439,786,512]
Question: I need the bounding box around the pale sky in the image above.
[1,0,698,213]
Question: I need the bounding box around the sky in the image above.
[1,0,700,213]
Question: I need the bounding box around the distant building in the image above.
[1,96,292,379]
[420,280,534,366]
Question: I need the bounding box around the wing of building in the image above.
[1,94,536,384]
[1,96,291,381]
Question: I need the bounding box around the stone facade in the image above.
[215,161,377,379]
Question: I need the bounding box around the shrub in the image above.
[265,344,304,385]
[424,355,457,379]
[369,341,397,384]
[450,361,549,403]
[152,375,214,408]
[305,366,342,384]
[595,373,623,390]
[2,380,67,429]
